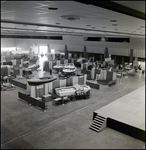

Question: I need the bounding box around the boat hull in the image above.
[27,76,57,86]
[62,68,76,75]
[53,65,64,72]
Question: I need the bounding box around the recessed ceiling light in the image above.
[48,7,58,10]
[59,15,82,21]
[110,20,117,22]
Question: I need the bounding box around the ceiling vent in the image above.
[59,15,82,21]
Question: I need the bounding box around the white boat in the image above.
[53,64,64,71]
[27,64,40,70]
[55,84,91,98]
[75,58,88,67]
[62,63,76,75]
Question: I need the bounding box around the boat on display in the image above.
[27,63,40,70]
[75,58,88,67]
[23,63,40,76]
[53,64,64,72]
[62,63,76,75]
[55,84,91,98]
[14,54,23,59]
[27,76,57,86]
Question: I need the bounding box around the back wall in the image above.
[1,35,145,58]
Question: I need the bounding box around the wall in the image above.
[1,38,16,47]
[1,35,145,58]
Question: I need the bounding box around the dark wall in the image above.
[107,118,145,142]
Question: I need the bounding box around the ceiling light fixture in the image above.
[48,7,58,10]
[110,20,117,22]
[59,15,82,21]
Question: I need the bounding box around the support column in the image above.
[48,44,51,53]
[114,56,117,64]
[104,47,109,60]
[83,46,87,58]
[129,49,133,63]
[122,57,124,65]
[100,55,103,61]
[65,45,68,59]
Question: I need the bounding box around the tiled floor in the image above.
[1,60,145,149]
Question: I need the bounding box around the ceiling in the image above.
[1,0,145,38]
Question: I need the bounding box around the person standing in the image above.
[50,69,52,75]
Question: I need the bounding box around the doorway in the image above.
[39,46,48,70]
[39,46,48,55]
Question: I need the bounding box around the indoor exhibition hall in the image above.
[1,1,145,149]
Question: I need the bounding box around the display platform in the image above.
[93,85,145,141]
[86,79,100,90]
[9,71,54,90]
[9,77,27,89]
[11,77,100,91]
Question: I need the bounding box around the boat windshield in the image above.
[65,63,74,66]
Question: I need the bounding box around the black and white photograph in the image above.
[1,0,145,149]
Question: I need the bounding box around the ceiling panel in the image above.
[1,1,145,37]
